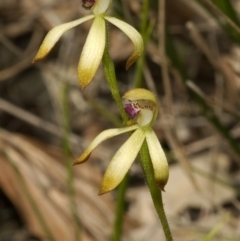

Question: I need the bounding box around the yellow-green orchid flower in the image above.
[74,88,169,194]
[33,0,143,89]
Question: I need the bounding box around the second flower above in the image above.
[33,0,143,89]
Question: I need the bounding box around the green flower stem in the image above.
[110,175,129,241]
[62,83,82,241]
[102,23,129,241]
[102,41,128,124]
[102,20,128,126]
[139,141,173,241]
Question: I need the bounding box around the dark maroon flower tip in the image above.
[82,0,95,10]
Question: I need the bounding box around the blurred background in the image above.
[0,0,240,240]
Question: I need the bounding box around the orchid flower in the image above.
[33,0,143,89]
[74,88,169,195]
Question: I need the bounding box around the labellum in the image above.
[124,99,156,127]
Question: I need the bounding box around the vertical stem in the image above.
[102,47,128,124]
[139,141,173,241]
[110,175,129,241]
[62,83,82,241]
[102,23,129,241]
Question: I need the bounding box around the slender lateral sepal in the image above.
[145,128,169,191]
[74,125,138,165]
[99,128,145,195]
[32,15,94,63]
[105,16,144,69]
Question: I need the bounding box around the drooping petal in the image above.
[92,0,111,15]
[145,128,169,191]
[74,125,138,165]
[78,16,106,89]
[33,15,94,63]
[105,16,143,69]
[99,128,145,195]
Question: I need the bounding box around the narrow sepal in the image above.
[104,16,143,69]
[78,16,106,89]
[32,15,94,63]
[74,125,138,165]
[145,128,169,191]
[99,128,145,195]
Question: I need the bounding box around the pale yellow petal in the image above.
[99,128,145,195]
[92,0,111,15]
[33,15,94,62]
[105,16,143,69]
[145,128,169,191]
[74,125,138,165]
[78,16,106,89]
